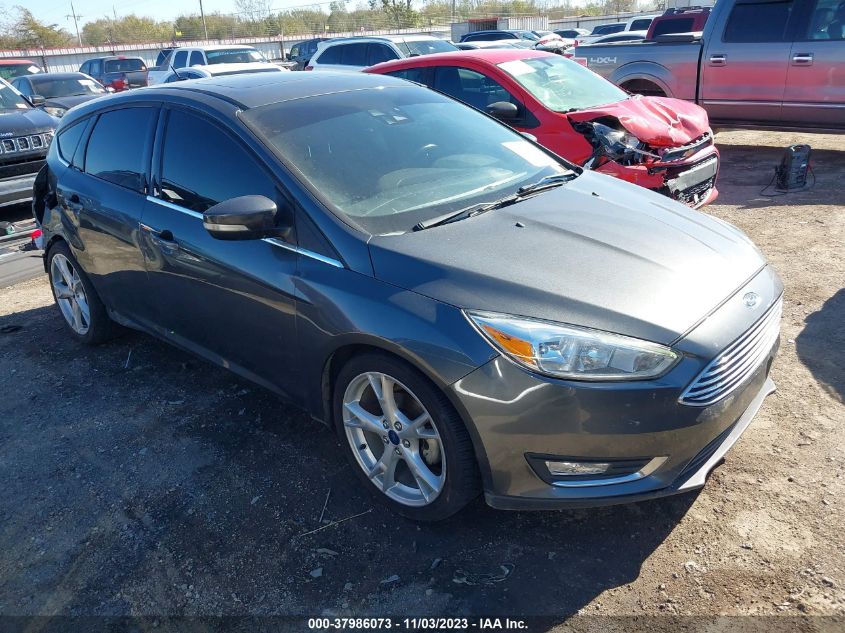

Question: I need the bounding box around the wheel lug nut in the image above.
[393,422,402,431]
[402,440,411,448]
[382,421,389,430]
[382,435,389,444]
[394,448,401,456]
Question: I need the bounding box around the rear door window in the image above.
[804,0,845,38]
[84,107,157,192]
[173,51,188,68]
[386,67,429,84]
[724,0,794,41]
[189,51,204,66]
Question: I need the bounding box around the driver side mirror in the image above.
[28,95,45,106]
[203,195,291,241]
[487,101,519,121]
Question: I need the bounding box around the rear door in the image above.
[783,0,845,127]
[141,106,301,398]
[56,105,159,322]
[700,0,798,123]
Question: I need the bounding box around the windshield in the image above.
[31,76,106,98]
[498,56,627,112]
[104,58,146,73]
[0,63,41,80]
[206,48,266,64]
[242,86,573,235]
[400,39,458,56]
[0,83,30,110]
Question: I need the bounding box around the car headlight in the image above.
[466,311,680,381]
[591,122,641,158]
[43,106,65,118]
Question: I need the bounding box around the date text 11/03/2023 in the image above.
[307,617,528,630]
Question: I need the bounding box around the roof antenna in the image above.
[170,62,185,81]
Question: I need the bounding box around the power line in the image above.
[65,1,83,45]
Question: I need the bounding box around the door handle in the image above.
[709,54,726,66]
[141,224,179,255]
[65,193,83,214]
[791,53,814,66]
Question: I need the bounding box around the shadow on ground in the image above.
[0,303,698,621]
[796,288,845,402]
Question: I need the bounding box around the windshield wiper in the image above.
[414,172,576,231]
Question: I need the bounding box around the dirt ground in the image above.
[0,130,843,631]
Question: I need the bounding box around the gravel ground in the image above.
[0,130,842,631]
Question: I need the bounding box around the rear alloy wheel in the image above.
[47,242,119,345]
[335,354,480,521]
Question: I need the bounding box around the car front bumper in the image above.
[449,266,782,510]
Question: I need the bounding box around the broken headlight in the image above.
[583,122,659,167]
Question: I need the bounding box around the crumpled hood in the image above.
[567,95,710,147]
[0,107,57,134]
[368,171,765,346]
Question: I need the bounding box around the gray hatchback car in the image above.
[35,72,782,520]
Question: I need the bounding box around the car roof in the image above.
[64,71,412,119]
[367,48,552,71]
[322,34,439,45]
[87,55,145,61]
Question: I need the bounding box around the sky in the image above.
[25,0,343,28]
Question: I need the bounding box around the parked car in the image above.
[575,22,626,45]
[0,59,43,80]
[0,78,55,209]
[147,45,269,84]
[12,72,109,118]
[159,62,287,83]
[460,29,569,54]
[455,41,526,50]
[35,71,781,520]
[286,38,334,70]
[554,27,590,40]
[79,56,148,92]
[580,30,648,45]
[368,49,720,207]
[624,13,661,32]
[306,36,458,71]
[459,29,541,43]
[570,0,845,129]
[646,6,711,39]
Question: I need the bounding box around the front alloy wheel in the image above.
[343,372,445,506]
[334,353,480,521]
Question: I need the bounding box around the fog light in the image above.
[546,460,611,476]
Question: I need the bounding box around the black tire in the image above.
[46,241,120,345]
[333,352,480,521]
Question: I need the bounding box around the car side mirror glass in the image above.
[29,94,45,106]
[487,101,519,121]
[203,195,291,241]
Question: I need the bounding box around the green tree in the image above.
[1,7,74,48]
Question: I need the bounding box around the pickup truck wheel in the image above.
[621,80,666,97]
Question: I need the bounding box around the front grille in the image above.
[676,176,716,206]
[0,133,52,156]
[660,132,713,162]
[680,298,782,406]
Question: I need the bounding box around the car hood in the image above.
[368,171,765,346]
[567,95,709,147]
[45,94,103,110]
[0,106,56,133]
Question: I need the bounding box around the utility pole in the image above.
[66,1,83,46]
[198,0,209,39]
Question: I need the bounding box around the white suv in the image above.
[306,35,457,71]
[148,45,269,84]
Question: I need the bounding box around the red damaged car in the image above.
[366,49,719,207]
